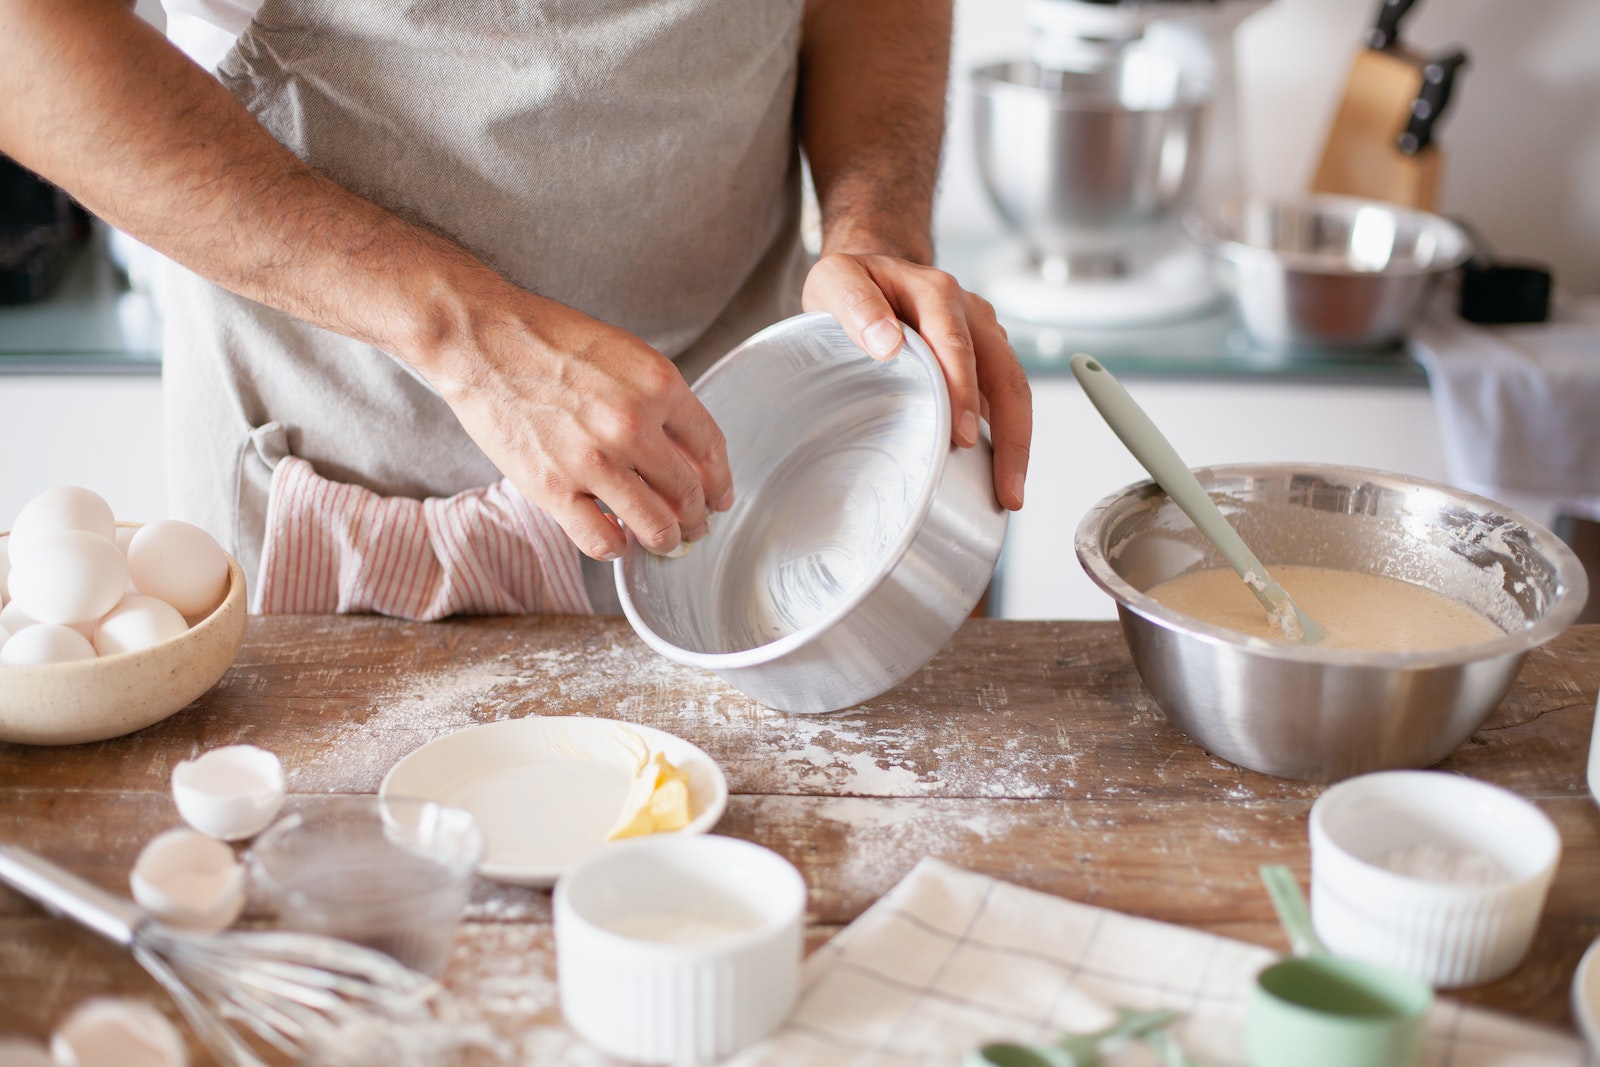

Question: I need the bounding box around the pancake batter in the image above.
[1146,565,1504,651]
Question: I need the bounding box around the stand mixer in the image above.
[971,0,1267,329]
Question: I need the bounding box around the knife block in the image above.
[1311,46,1440,210]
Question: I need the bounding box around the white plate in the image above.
[1588,689,1600,807]
[380,717,728,886]
[1575,936,1600,1052]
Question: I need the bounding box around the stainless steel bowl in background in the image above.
[1188,195,1472,350]
[617,313,1008,715]
[1075,464,1588,782]
[971,51,1208,279]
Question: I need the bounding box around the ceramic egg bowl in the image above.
[0,550,246,745]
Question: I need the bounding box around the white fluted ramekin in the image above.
[1310,770,1561,989]
[554,834,806,1063]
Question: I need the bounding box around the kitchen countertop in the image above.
[935,234,1431,385]
[0,228,161,375]
[1,616,1595,1062]
[1,235,1431,385]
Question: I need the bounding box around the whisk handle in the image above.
[0,843,144,947]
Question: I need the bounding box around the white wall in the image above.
[0,378,168,526]
[941,0,1600,295]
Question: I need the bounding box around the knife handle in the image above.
[1398,50,1468,155]
[1367,0,1418,51]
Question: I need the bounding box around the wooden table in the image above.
[2,617,1597,1062]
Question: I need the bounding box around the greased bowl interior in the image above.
[617,312,1008,714]
[1074,464,1587,781]
[0,551,247,745]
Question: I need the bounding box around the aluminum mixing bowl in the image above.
[1188,195,1472,349]
[1075,464,1587,782]
[971,50,1207,278]
[617,312,1008,715]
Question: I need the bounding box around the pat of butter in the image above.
[606,751,692,840]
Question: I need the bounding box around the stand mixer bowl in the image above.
[972,50,1208,279]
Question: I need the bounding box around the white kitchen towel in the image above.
[727,858,1584,1067]
[253,455,591,619]
[1409,297,1600,521]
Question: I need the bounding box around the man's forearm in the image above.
[798,0,951,265]
[0,0,501,380]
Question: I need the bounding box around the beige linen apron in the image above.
[161,0,809,613]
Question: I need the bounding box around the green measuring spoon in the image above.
[1070,354,1325,644]
[967,1008,1184,1067]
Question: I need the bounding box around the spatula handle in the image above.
[0,842,143,947]
[1071,356,1276,586]
[1070,354,1323,643]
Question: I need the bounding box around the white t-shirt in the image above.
[163,0,260,70]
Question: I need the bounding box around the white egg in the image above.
[129,828,245,933]
[0,624,96,665]
[6,486,117,564]
[50,998,187,1067]
[113,527,139,593]
[93,595,189,657]
[127,521,230,618]
[171,745,286,841]
[0,1038,54,1067]
[0,599,36,634]
[6,531,127,626]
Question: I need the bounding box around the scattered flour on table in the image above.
[293,663,533,791]
[292,627,1078,798]
[443,924,623,1067]
[753,795,1035,901]
[515,633,1078,798]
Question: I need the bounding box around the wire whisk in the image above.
[0,844,501,1067]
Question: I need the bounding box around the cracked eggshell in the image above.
[129,828,245,933]
[49,998,187,1067]
[171,745,285,841]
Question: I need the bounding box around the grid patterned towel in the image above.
[728,859,1585,1067]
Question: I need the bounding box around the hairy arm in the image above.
[798,0,1031,510]
[0,0,729,558]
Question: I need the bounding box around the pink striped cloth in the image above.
[253,455,592,618]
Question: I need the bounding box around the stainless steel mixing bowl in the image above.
[617,313,1008,714]
[1075,464,1588,782]
[971,51,1207,278]
[1187,195,1472,349]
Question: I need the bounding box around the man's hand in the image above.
[799,0,1032,511]
[426,294,731,560]
[803,253,1031,511]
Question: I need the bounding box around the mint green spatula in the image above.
[1071,354,1325,645]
